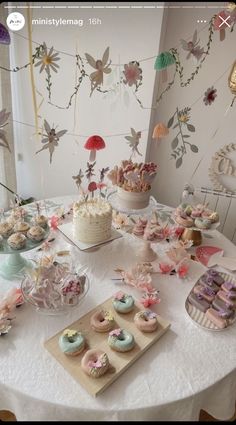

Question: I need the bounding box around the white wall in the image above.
[148,5,236,210]
[8,2,164,200]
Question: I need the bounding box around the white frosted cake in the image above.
[73,199,112,244]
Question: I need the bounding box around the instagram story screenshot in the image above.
[0,1,236,422]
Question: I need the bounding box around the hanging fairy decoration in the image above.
[125,128,142,159]
[180,30,205,63]
[85,47,112,96]
[0,109,11,152]
[36,119,67,164]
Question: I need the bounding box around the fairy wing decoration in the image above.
[36,120,67,164]
[125,128,142,158]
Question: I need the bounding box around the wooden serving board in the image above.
[44,296,171,397]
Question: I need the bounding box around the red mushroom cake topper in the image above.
[84,135,106,162]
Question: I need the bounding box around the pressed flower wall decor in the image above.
[203,87,217,105]
[167,107,198,168]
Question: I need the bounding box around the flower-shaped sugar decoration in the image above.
[63,329,78,338]
[180,30,205,62]
[203,87,217,105]
[36,119,67,164]
[123,61,142,89]
[34,42,60,74]
[0,108,11,152]
[104,310,114,322]
[109,328,122,338]
[140,291,160,308]
[85,47,112,96]
[145,309,158,319]
[125,128,142,159]
[114,291,125,301]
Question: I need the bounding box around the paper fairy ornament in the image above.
[36,119,67,164]
[125,128,142,159]
[85,47,112,96]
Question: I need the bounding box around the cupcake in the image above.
[0,222,13,238]
[27,225,45,242]
[32,215,48,229]
[13,221,30,235]
[7,232,26,250]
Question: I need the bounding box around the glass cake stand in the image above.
[0,225,50,280]
[107,189,158,217]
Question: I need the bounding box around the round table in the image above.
[0,196,236,421]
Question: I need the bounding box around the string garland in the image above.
[0,13,228,111]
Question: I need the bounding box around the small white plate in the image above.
[185,271,236,331]
[58,222,122,251]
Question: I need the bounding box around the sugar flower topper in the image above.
[88,353,108,369]
[203,87,217,105]
[36,119,67,164]
[34,42,61,74]
[0,108,11,152]
[109,328,122,337]
[180,30,205,62]
[140,291,160,308]
[85,47,112,96]
[104,310,114,322]
[114,291,125,301]
[63,329,78,338]
[125,128,142,159]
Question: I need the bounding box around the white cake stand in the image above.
[0,225,50,280]
[107,189,157,217]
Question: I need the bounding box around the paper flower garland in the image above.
[0,23,10,45]
[152,123,169,140]
[36,119,67,164]
[84,135,106,162]
[85,47,112,96]
[123,61,142,89]
[0,109,11,152]
[154,51,176,82]
[34,42,61,101]
[180,30,205,62]
[167,107,198,168]
[125,128,142,159]
[203,86,217,105]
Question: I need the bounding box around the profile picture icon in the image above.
[6,12,25,31]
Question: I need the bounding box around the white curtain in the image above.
[0,4,17,210]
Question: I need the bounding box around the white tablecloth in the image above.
[0,196,236,421]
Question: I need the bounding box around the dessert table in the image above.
[0,195,236,421]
